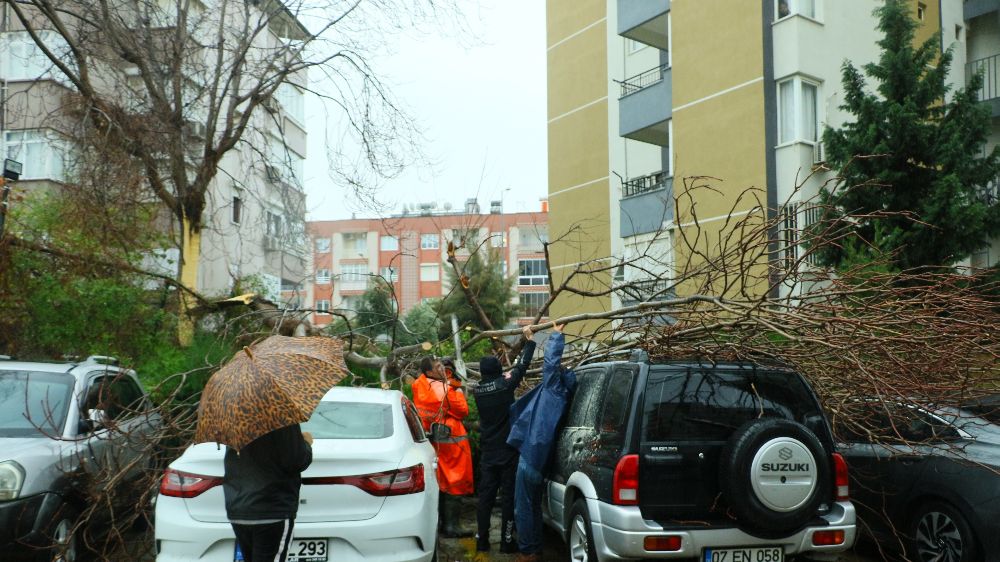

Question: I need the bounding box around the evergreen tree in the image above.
[437,249,518,334]
[820,0,1000,271]
[355,279,398,339]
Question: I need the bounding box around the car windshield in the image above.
[0,371,75,437]
[302,401,394,439]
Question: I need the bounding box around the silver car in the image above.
[0,356,161,561]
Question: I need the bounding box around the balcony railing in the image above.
[618,64,669,98]
[622,170,669,198]
[967,53,1000,102]
[619,278,675,303]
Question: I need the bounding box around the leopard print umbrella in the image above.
[195,335,350,451]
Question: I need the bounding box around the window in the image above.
[518,259,549,286]
[491,232,506,248]
[452,228,479,247]
[1,31,73,82]
[519,292,548,317]
[380,235,399,252]
[402,398,428,442]
[109,375,146,420]
[520,226,549,251]
[778,78,819,144]
[343,232,367,255]
[315,300,331,314]
[275,82,305,123]
[265,210,282,238]
[598,368,636,451]
[302,402,394,439]
[231,195,242,224]
[340,295,362,312]
[315,268,331,284]
[380,266,398,283]
[0,371,74,437]
[420,233,440,250]
[565,369,607,428]
[420,263,440,282]
[315,238,330,253]
[775,0,815,20]
[340,263,367,282]
[4,130,67,181]
[627,39,647,54]
[917,2,926,21]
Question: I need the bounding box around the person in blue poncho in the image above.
[506,323,576,561]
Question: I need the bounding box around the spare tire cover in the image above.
[719,418,831,536]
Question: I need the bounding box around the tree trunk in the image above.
[178,213,201,347]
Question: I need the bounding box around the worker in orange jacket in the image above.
[412,356,474,537]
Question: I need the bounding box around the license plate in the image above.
[703,546,784,562]
[235,539,329,562]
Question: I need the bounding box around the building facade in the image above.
[307,202,549,328]
[0,4,310,304]
[546,0,1000,316]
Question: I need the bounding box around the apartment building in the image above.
[546,0,1000,317]
[0,4,310,304]
[307,201,549,328]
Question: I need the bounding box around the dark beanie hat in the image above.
[480,356,502,380]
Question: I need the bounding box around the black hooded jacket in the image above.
[473,340,536,465]
[223,423,313,521]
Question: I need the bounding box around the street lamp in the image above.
[0,158,23,239]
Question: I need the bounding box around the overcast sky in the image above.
[302,0,548,221]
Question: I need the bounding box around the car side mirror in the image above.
[87,409,109,430]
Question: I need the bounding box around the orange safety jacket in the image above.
[412,374,474,496]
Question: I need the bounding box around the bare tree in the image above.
[1,0,460,343]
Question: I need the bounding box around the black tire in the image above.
[567,499,598,562]
[908,501,980,562]
[718,418,831,535]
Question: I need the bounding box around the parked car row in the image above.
[4,352,999,562]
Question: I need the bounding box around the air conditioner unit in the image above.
[184,120,207,139]
[813,141,826,165]
[264,236,281,251]
[265,165,282,183]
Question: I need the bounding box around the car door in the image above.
[74,372,117,496]
[838,404,932,538]
[546,366,607,523]
[107,373,156,482]
[590,365,638,503]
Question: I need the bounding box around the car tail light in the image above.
[304,463,425,496]
[644,535,682,551]
[832,453,849,501]
[159,468,223,498]
[612,454,639,505]
[812,529,846,546]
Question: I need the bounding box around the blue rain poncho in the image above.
[506,332,577,471]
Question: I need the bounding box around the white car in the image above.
[154,387,439,562]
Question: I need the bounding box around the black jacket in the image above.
[473,340,536,465]
[223,423,313,521]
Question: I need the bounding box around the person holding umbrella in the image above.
[195,336,350,562]
[412,356,474,537]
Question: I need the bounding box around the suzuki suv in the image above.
[542,357,856,561]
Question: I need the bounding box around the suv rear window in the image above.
[642,368,825,442]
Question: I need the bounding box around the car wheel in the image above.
[568,499,598,562]
[909,501,980,562]
[48,515,78,562]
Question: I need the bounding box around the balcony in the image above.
[617,0,670,51]
[618,65,672,145]
[966,53,1000,117]
[618,278,675,326]
[620,171,673,238]
[965,0,1000,20]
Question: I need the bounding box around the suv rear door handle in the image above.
[645,453,683,465]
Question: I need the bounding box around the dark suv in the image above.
[542,358,856,561]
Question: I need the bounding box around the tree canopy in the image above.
[820,0,1000,271]
[437,249,517,334]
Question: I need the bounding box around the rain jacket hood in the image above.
[506,332,577,471]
